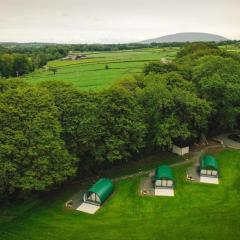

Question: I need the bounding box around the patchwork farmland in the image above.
[21,47,179,90]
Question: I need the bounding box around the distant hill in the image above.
[0,42,57,48]
[140,32,229,44]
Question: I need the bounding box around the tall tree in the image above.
[12,54,32,76]
[41,81,146,173]
[0,85,76,199]
[0,54,14,78]
[193,55,240,132]
[99,87,146,162]
[137,74,211,149]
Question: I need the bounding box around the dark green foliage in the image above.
[0,79,28,93]
[0,53,32,77]
[12,54,32,76]
[40,81,104,166]
[174,42,222,80]
[32,53,48,68]
[192,56,240,131]
[170,43,240,133]
[140,72,194,91]
[0,84,76,199]
[177,42,219,58]
[136,73,211,149]
[0,42,240,202]
[0,54,14,78]
[143,62,178,75]
[41,81,146,175]
[117,42,240,147]
[99,87,146,162]
[0,45,69,78]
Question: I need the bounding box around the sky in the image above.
[0,0,239,43]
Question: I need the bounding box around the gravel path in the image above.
[113,144,223,183]
[67,143,226,206]
[215,132,240,150]
[112,159,194,182]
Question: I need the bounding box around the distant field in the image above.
[14,45,240,91]
[20,47,179,90]
[219,44,240,52]
[0,149,239,240]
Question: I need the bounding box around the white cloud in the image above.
[0,0,239,43]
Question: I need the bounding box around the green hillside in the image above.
[20,48,178,90]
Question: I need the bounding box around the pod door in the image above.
[84,192,101,205]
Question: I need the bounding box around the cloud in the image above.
[0,0,239,43]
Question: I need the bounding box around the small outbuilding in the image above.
[154,165,174,196]
[172,140,189,156]
[77,178,114,214]
[200,155,219,184]
[172,144,189,156]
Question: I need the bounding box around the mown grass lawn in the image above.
[0,149,239,240]
[19,47,179,91]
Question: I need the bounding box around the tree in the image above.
[0,54,32,78]
[41,81,105,172]
[192,55,240,132]
[113,76,142,93]
[99,87,146,162]
[0,54,14,78]
[174,42,222,80]
[32,53,48,68]
[177,42,219,58]
[137,75,211,149]
[49,67,58,75]
[139,72,194,92]
[41,81,146,174]
[0,85,76,199]
[0,79,29,94]
[12,54,32,76]
[143,62,178,75]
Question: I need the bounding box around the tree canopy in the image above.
[136,73,211,149]
[0,84,76,199]
[41,81,146,175]
[1,42,240,202]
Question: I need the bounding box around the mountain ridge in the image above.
[140,32,229,44]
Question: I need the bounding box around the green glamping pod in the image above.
[200,155,219,184]
[83,178,114,206]
[155,165,174,188]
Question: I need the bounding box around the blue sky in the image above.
[0,0,239,43]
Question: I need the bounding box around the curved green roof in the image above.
[201,155,218,170]
[155,165,173,181]
[88,178,114,204]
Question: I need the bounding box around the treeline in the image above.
[71,40,240,52]
[1,40,239,78]
[70,42,186,51]
[1,40,239,52]
[0,80,146,201]
[0,54,33,77]
[0,45,69,78]
[0,42,185,54]
[140,42,240,136]
[0,43,240,202]
[0,42,185,78]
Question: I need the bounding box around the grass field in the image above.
[220,44,240,52]
[0,149,239,240]
[20,47,179,90]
